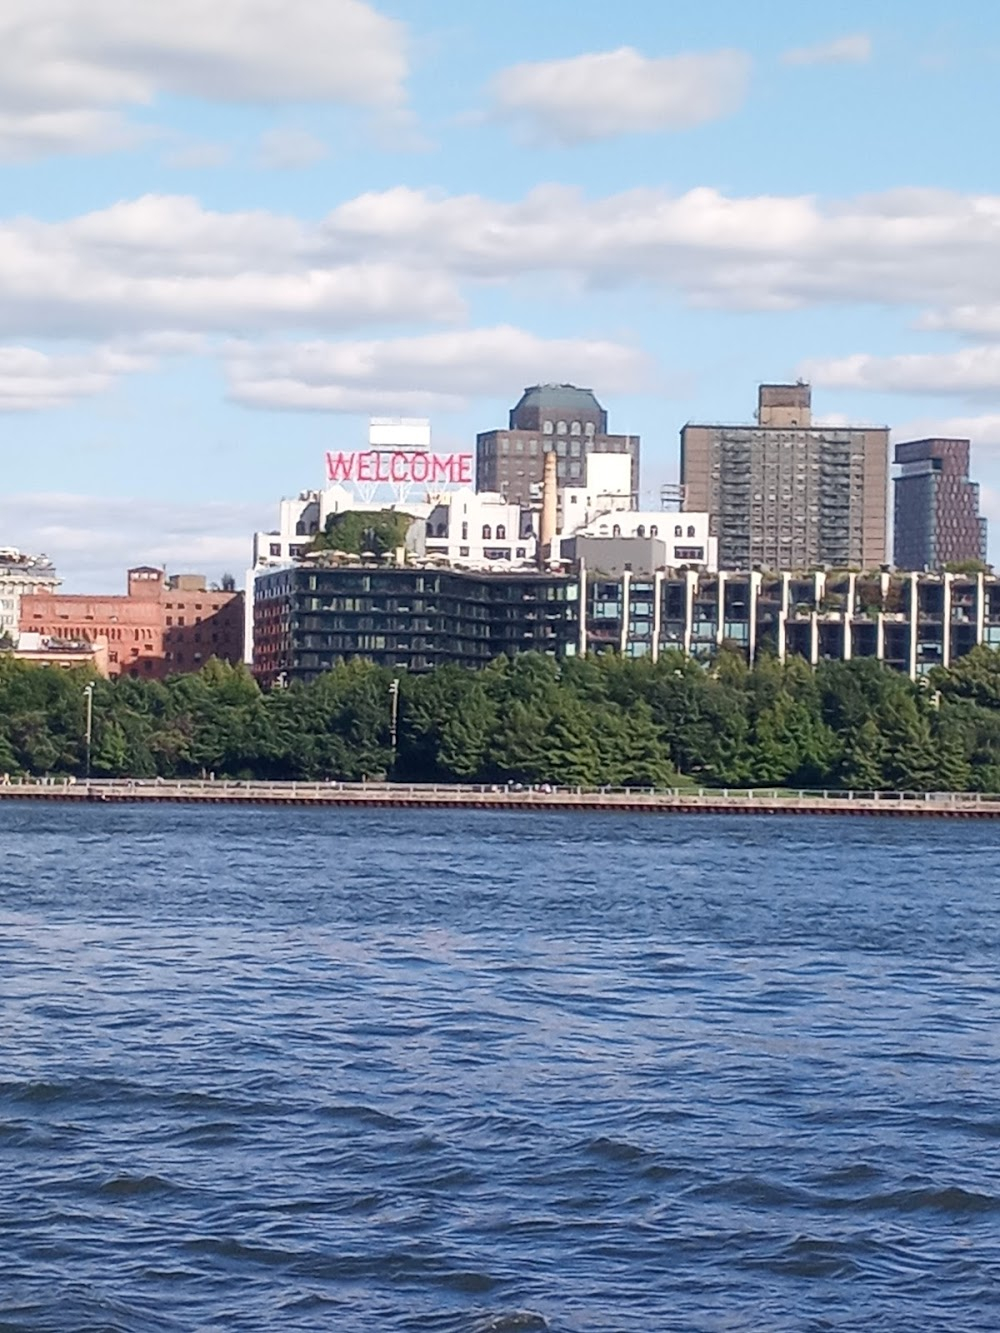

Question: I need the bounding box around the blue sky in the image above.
[1,0,999,588]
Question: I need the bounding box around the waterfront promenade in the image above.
[1,778,999,816]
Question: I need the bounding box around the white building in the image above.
[425,488,535,566]
[0,549,60,643]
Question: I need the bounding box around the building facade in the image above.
[253,564,580,683]
[20,567,243,679]
[681,383,890,570]
[253,563,1000,684]
[894,437,988,571]
[0,549,60,643]
[476,384,641,506]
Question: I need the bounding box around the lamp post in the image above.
[83,682,94,781]
[388,678,400,777]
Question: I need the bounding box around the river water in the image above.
[1,806,999,1331]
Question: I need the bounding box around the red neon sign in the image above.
[326,450,474,486]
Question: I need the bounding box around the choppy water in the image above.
[2,807,1000,1331]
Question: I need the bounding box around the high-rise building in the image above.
[680,383,890,570]
[476,384,640,506]
[893,438,988,571]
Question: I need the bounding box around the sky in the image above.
[2,0,1000,589]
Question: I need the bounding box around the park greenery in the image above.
[4,647,1000,790]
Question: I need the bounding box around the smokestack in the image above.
[539,449,557,567]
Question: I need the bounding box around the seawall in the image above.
[0,779,998,817]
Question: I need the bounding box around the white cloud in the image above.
[224,325,649,413]
[801,346,1000,398]
[0,109,137,161]
[0,494,267,592]
[320,183,1000,317]
[256,127,329,169]
[9,184,1000,348]
[0,0,408,158]
[491,47,750,144]
[0,344,152,410]
[782,34,872,67]
[0,195,463,337]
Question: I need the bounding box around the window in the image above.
[496,525,506,540]
[650,525,658,537]
[674,525,683,537]
[687,525,696,538]
[482,525,492,540]
[542,420,554,435]
[556,420,567,435]
[570,494,578,505]
[585,422,595,437]
[269,543,281,557]
[613,524,621,537]
[570,421,581,436]
[637,525,645,537]
[461,522,468,540]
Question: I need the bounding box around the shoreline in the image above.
[0,779,997,817]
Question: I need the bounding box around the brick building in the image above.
[893,438,988,571]
[681,383,890,571]
[19,567,243,679]
[476,384,641,506]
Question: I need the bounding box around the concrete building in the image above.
[20,567,243,679]
[10,632,110,676]
[251,562,1000,683]
[253,564,579,683]
[894,438,988,571]
[476,384,641,506]
[424,488,536,566]
[0,549,60,644]
[680,383,890,570]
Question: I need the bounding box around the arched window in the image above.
[637,525,645,538]
[650,525,658,537]
[687,525,696,538]
[482,525,492,540]
[612,524,621,537]
[556,420,567,435]
[585,422,595,437]
[674,524,683,537]
[570,421,581,436]
[542,420,554,434]
[461,522,468,540]
[496,524,506,540]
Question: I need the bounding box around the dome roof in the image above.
[512,383,604,414]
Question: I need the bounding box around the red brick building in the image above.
[19,567,244,679]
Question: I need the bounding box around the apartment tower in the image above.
[680,383,889,570]
[893,437,988,571]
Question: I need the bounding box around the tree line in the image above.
[4,647,1000,790]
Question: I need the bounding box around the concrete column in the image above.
[652,570,663,664]
[749,572,761,662]
[844,572,856,661]
[778,573,789,663]
[977,571,986,646]
[683,571,696,657]
[908,572,919,681]
[877,612,885,663]
[810,612,819,666]
[620,569,631,655]
[942,573,952,669]
[716,570,727,647]
[578,562,588,658]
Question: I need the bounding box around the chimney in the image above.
[539,449,557,567]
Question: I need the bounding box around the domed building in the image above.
[476,383,640,508]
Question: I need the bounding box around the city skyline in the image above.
[2,0,1000,589]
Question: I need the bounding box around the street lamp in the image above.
[388,678,400,777]
[83,682,94,780]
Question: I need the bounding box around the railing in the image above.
[0,776,998,806]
